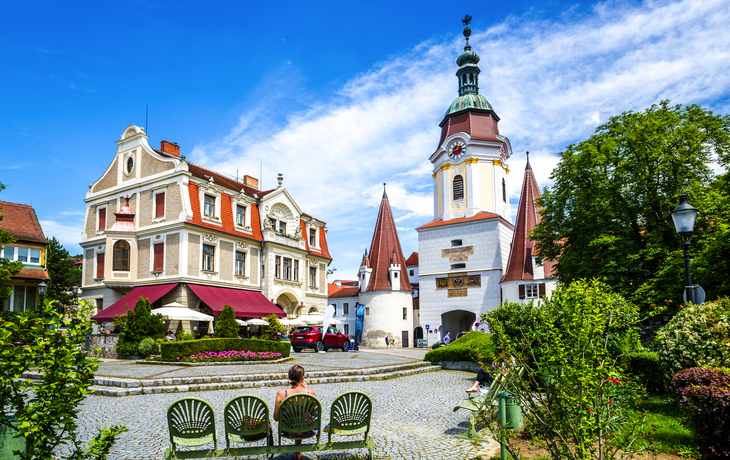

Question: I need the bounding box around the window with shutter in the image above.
[96,253,105,278]
[518,284,525,299]
[453,175,464,200]
[539,283,546,298]
[112,241,130,271]
[153,243,164,271]
[155,192,165,218]
[98,208,106,231]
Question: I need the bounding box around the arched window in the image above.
[502,179,507,203]
[453,175,464,201]
[113,240,130,271]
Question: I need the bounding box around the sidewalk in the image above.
[356,346,429,360]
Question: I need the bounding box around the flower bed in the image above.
[174,350,283,363]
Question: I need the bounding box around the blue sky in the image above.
[1,0,729,281]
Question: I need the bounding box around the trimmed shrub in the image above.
[160,337,290,361]
[672,367,730,458]
[656,298,730,379]
[116,340,139,357]
[214,305,238,338]
[264,313,285,336]
[137,337,157,358]
[623,351,665,394]
[424,331,497,365]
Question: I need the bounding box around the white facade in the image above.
[418,218,513,344]
[329,295,358,340]
[359,290,414,348]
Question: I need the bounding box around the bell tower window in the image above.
[502,179,507,203]
[453,175,464,201]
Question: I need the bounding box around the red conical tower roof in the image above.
[367,185,412,292]
[502,155,555,282]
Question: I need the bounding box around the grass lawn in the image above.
[614,395,697,458]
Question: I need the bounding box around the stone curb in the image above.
[133,357,293,366]
[87,365,443,397]
[22,361,434,390]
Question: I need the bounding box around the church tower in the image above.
[430,18,513,221]
[416,17,515,346]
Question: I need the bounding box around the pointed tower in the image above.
[366,186,412,293]
[500,153,557,302]
[356,184,414,349]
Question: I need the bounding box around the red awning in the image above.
[188,284,285,318]
[92,283,178,323]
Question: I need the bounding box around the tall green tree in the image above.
[0,182,24,303]
[46,237,82,310]
[214,304,238,338]
[532,102,730,316]
[263,313,285,336]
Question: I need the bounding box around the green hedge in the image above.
[622,351,665,394]
[160,337,290,361]
[424,331,497,365]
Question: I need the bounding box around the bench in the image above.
[452,367,524,441]
[164,391,374,460]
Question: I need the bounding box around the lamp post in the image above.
[671,193,699,304]
[38,280,48,312]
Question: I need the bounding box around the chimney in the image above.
[160,140,180,157]
[243,175,259,189]
[334,280,341,288]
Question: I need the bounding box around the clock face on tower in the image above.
[448,140,466,160]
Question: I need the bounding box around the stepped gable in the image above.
[502,156,555,282]
[366,187,412,292]
[0,201,47,243]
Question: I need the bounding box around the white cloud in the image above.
[194,0,730,280]
[40,219,83,254]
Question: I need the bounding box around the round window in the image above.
[126,156,134,174]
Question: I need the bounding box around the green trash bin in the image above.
[0,416,26,460]
[505,394,523,429]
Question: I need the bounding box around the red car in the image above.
[291,326,350,353]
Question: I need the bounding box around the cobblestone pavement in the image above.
[73,369,498,460]
[94,352,419,379]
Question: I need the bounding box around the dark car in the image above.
[431,339,446,349]
[455,332,469,341]
[290,326,350,353]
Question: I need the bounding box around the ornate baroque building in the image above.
[80,125,331,332]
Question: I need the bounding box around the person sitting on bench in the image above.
[273,365,317,460]
[466,367,494,393]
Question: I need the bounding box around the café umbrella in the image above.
[151,304,214,322]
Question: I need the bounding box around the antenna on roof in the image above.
[145,105,148,134]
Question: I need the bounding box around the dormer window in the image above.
[236,205,246,226]
[278,221,287,234]
[203,195,215,218]
[453,175,464,201]
[309,229,316,247]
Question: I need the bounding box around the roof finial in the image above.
[462,15,472,49]
[526,151,532,170]
[383,183,387,198]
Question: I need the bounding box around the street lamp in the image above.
[38,280,48,312]
[671,193,699,304]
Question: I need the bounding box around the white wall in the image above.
[359,290,413,348]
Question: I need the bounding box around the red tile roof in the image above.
[438,111,503,147]
[329,287,359,299]
[366,189,412,292]
[301,219,332,260]
[187,182,262,241]
[12,268,49,280]
[405,252,419,267]
[0,201,47,244]
[328,283,341,296]
[416,211,500,230]
[501,158,556,282]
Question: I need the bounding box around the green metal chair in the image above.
[326,391,373,442]
[325,391,374,459]
[223,395,271,449]
[166,397,217,454]
[277,393,322,446]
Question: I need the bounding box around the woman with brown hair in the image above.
[273,365,317,460]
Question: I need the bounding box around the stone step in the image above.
[22,361,435,390]
[88,365,441,397]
